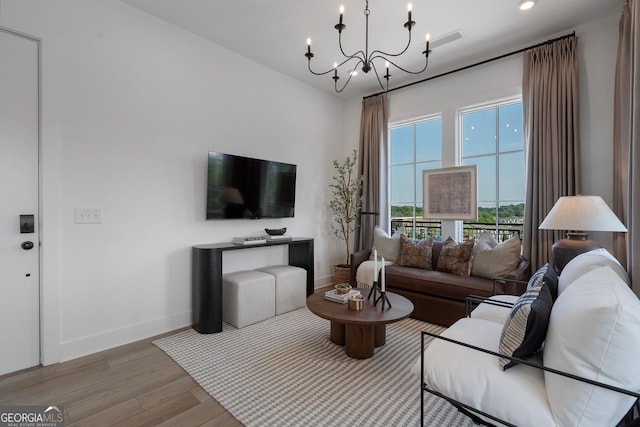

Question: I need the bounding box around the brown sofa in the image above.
[350,241,530,326]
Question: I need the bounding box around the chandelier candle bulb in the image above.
[426,33,430,55]
[407,3,412,24]
[339,5,344,25]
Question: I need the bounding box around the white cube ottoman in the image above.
[223,270,275,328]
[257,265,307,315]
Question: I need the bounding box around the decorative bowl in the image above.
[265,227,287,236]
[335,283,352,294]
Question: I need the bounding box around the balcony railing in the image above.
[391,218,441,240]
[391,218,523,242]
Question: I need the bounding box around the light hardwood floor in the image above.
[0,328,243,426]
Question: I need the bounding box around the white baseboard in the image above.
[59,310,191,362]
[60,276,333,362]
[314,274,334,289]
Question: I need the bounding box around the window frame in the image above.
[388,114,443,239]
[457,96,525,241]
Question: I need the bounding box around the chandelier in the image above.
[305,1,431,93]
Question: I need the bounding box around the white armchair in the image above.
[413,249,640,427]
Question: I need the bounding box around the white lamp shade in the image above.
[538,195,627,232]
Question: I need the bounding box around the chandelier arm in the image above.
[336,56,361,69]
[308,52,364,77]
[333,57,365,93]
[369,61,388,92]
[335,70,356,93]
[338,31,366,64]
[368,29,413,60]
[307,61,339,76]
[370,55,430,75]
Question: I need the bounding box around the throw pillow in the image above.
[436,237,474,276]
[471,235,522,280]
[370,225,405,263]
[544,266,640,427]
[477,230,498,248]
[531,262,558,301]
[498,263,555,369]
[397,235,434,270]
[558,248,630,296]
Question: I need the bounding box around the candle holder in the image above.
[375,290,392,310]
[367,280,381,301]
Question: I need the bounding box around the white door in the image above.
[0,28,40,376]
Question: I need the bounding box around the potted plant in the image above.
[329,149,364,284]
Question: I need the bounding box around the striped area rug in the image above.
[154,308,473,426]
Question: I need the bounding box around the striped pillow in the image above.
[498,264,555,370]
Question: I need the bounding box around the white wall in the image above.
[343,11,622,249]
[1,0,345,363]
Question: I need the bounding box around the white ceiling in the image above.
[121,0,624,98]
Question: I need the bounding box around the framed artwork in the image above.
[422,165,478,220]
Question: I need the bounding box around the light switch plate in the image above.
[75,208,103,224]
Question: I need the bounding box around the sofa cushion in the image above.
[397,235,434,269]
[369,225,404,263]
[412,318,554,427]
[436,237,474,276]
[544,266,640,427]
[498,264,555,369]
[385,265,496,301]
[558,248,629,295]
[471,234,522,280]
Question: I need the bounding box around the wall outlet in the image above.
[75,208,103,224]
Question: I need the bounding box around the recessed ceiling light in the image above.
[518,0,536,11]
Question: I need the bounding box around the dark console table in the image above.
[192,238,314,333]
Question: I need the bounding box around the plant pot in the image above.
[334,264,352,286]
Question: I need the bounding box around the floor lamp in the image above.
[538,195,627,274]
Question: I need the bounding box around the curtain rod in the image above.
[363,31,576,100]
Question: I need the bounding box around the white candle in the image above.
[373,249,378,283]
[381,257,386,292]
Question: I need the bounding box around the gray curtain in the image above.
[522,36,581,270]
[356,94,388,252]
[613,0,640,291]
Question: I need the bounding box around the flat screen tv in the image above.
[206,152,297,219]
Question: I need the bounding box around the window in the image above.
[461,100,525,242]
[389,117,442,239]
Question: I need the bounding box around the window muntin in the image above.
[461,100,525,241]
[389,117,442,239]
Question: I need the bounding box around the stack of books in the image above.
[231,236,267,245]
[263,234,292,242]
[324,289,361,304]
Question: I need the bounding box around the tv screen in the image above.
[206,152,297,219]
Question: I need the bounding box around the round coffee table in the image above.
[306,288,414,359]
